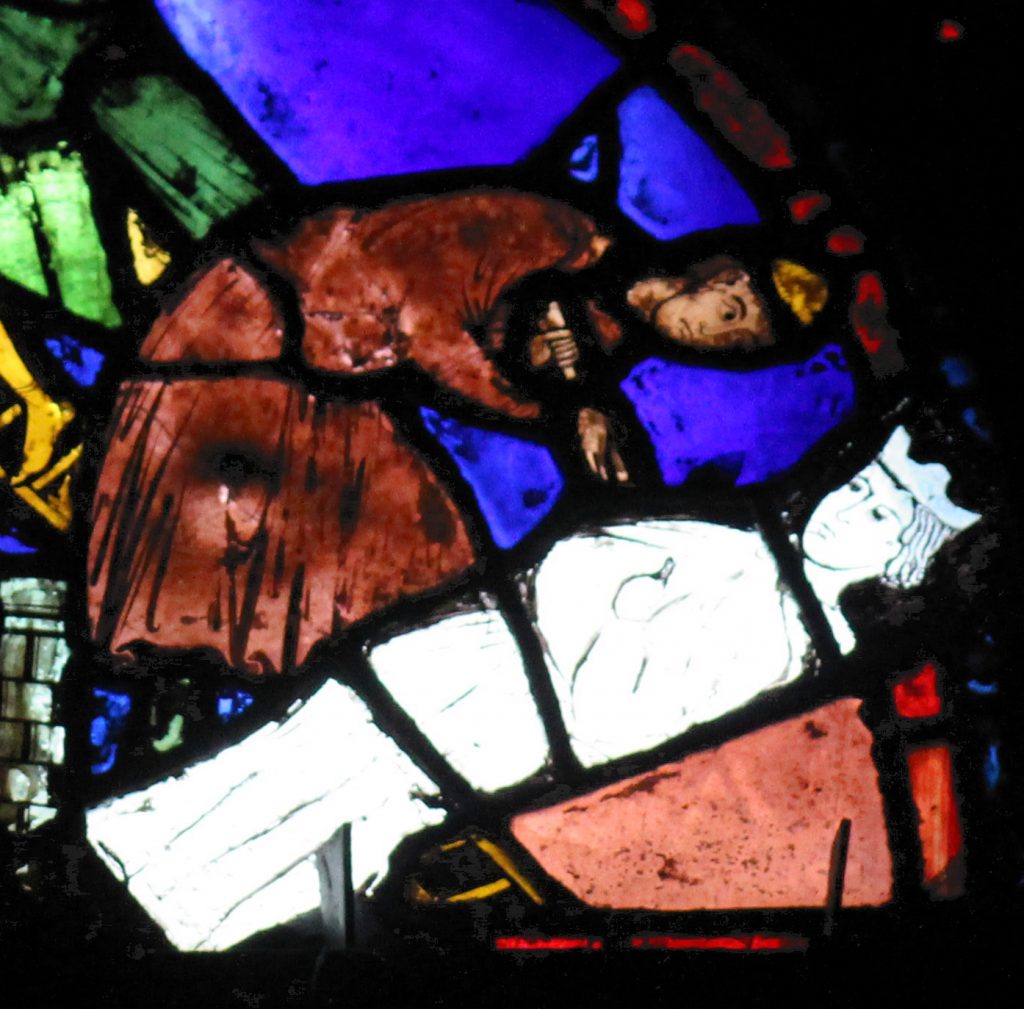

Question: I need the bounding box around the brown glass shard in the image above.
[89,377,474,675]
[256,191,605,417]
[140,259,284,362]
[512,698,893,911]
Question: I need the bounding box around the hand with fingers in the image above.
[577,406,629,483]
[528,301,580,380]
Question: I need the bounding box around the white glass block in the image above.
[535,519,810,766]
[371,609,549,792]
[87,679,443,951]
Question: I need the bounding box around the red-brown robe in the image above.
[89,191,604,675]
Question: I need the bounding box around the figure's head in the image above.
[626,256,772,350]
[802,426,981,591]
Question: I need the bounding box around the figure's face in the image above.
[802,464,916,576]
[627,268,772,350]
[654,272,769,348]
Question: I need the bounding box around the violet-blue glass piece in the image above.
[940,356,973,388]
[45,334,104,386]
[570,134,599,182]
[962,407,991,442]
[984,743,1001,791]
[967,679,998,696]
[217,689,254,723]
[618,86,760,239]
[420,408,563,549]
[90,688,131,775]
[0,531,36,554]
[621,344,855,487]
[154,0,618,184]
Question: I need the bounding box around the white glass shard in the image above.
[802,425,981,653]
[3,764,48,803]
[87,679,443,951]
[0,578,66,631]
[535,519,809,766]
[25,805,57,831]
[370,609,549,792]
[0,720,24,758]
[1,633,27,678]
[30,724,65,764]
[30,634,71,682]
[1,681,52,721]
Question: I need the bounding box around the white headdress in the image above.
[878,425,980,530]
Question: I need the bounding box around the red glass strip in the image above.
[631,934,808,952]
[893,661,942,719]
[848,271,904,374]
[669,44,795,169]
[495,936,603,951]
[907,744,966,899]
[826,227,864,255]
[788,192,830,223]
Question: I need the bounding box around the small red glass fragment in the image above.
[495,936,603,951]
[631,934,808,952]
[938,19,964,42]
[788,192,830,223]
[849,271,904,376]
[610,0,654,36]
[907,744,966,899]
[894,661,942,719]
[826,227,864,256]
[512,698,893,911]
[669,44,795,169]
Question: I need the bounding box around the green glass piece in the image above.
[24,147,122,328]
[0,7,102,129]
[0,154,48,297]
[93,76,264,239]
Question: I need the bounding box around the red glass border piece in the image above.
[669,44,795,169]
[938,19,964,42]
[826,226,865,256]
[906,743,966,899]
[788,191,830,223]
[893,661,943,719]
[630,934,809,952]
[495,936,604,951]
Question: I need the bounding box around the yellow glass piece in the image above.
[0,318,80,530]
[439,838,467,852]
[473,835,544,905]
[408,879,434,904]
[772,258,829,325]
[127,208,171,286]
[445,878,512,903]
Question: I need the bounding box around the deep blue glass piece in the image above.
[621,344,855,487]
[217,689,254,723]
[0,531,36,554]
[570,134,599,182]
[420,408,563,549]
[90,688,132,775]
[967,679,998,695]
[154,0,618,184]
[45,335,104,386]
[618,86,760,239]
[962,407,991,441]
[940,355,973,388]
[984,743,1001,791]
